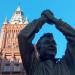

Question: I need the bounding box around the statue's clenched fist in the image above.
[41,9,55,24]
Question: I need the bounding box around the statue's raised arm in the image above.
[18,15,47,75]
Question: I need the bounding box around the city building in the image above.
[0,6,28,75]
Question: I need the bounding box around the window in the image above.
[8,45,12,48]
[16,11,20,14]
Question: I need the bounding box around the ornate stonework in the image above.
[0,6,28,75]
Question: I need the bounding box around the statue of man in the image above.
[18,10,75,75]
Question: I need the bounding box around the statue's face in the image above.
[36,36,57,58]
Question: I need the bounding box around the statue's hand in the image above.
[41,9,55,24]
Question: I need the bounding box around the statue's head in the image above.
[36,33,57,60]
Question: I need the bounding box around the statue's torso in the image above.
[30,59,74,75]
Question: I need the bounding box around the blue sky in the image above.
[0,0,75,58]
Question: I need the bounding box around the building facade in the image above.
[0,6,28,75]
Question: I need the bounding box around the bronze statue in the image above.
[18,10,75,75]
